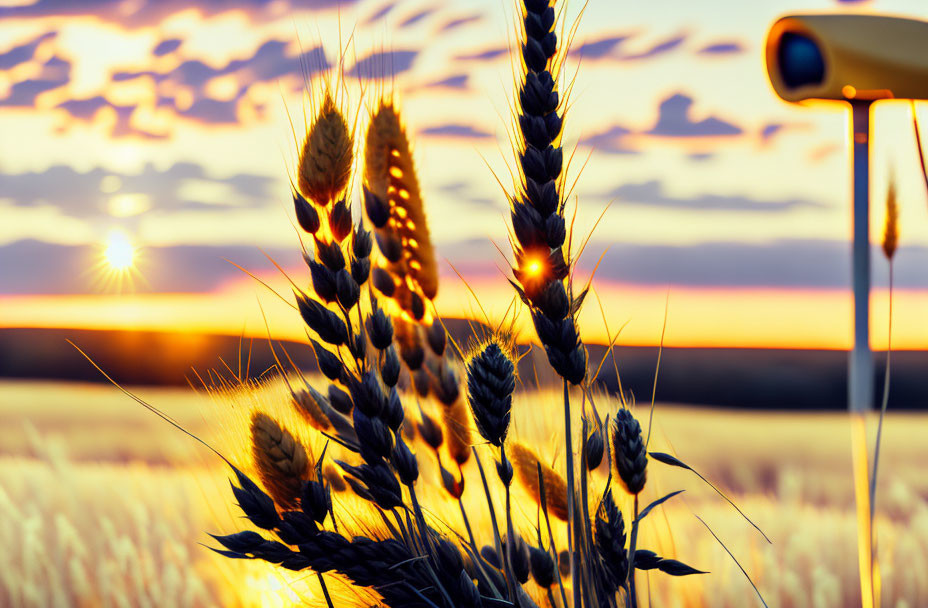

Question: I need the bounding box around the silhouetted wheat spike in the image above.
[612,410,647,496]
[612,408,648,607]
[594,490,628,594]
[507,1,586,601]
[466,340,515,448]
[509,0,586,387]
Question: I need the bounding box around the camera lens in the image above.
[778,32,825,89]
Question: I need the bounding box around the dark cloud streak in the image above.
[1,163,276,218]
[602,179,827,212]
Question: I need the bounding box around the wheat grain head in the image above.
[250,412,312,510]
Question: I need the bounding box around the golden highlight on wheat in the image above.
[250,412,311,510]
[298,93,353,207]
[509,440,569,522]
[882,175,899,261]
[441,397,473,466]
[364,100,438,319]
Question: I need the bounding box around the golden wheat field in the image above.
[1,378,925,608]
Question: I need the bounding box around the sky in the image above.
[1,0,927,349]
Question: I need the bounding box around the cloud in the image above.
[646,93,742,137]
[0,239,301,294]
[0,163,276,218]
[619,33,686,61]
[153,38,182,57]
[4,236,924,295]
[571,35,630,59]
[436,181,497,208]
[0,0,358,27]
[348,50,418,79]
[761,123,784,142]
[362,1,397,24]
[115,40,328,90]
[601,179,827,212]
[579,238,928,289]
[688,152,714,162]
[419,124,493,139]
[399,6,438,28]
[454,47,508,61]
[57,95,167,139]
[0,55,70,107]
[421,74,469,90]
[106,40,327,127]
[697,41,745,55]
[439,15,482,33]
[424,237,928,289]
[579,125,638,155]
[0,31,56,70]
[175,93,247,124]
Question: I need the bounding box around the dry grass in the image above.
[1,379,926,607]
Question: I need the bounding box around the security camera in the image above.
[766,14,928,103]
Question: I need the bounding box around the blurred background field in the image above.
[2,379,926,607]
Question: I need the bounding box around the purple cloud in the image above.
[419,124,493,139]
[578,238,927,288]
[422,74,469,90]
[1,162,275,218]
[0,0,358,27]
[0,31,56,70]
[153,38,182,56]
[761,123,785,142]
[363,1,398,24]
[454,47,508,61]
[105,40,328,127]
[620,33,686,61]
[603,179,825,212]
[579,125,638,155]
[439,15,482,32]
[115,41,328,90]
[399,6,438,28]
[646,93,742,137]
[572,35,630,60]
[348,50,418,79]
[0,56,70,107]
[697,41,745,55]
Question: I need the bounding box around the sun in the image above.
[103,230,135,270]
[93,230,142,292]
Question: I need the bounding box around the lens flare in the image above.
[525,259,542,276]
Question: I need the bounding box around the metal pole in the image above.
[850,101,873,412]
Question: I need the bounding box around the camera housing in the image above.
[766,14,928,103]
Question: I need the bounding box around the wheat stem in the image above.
[562,379,578,607]
[503,463,520,608]
[317,573,335,608]
[627,495,640,608]
[474,447,512,602]
[870,262,893,523]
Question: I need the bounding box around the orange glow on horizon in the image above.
[1,275,926,351]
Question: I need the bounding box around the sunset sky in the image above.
[1,0,927,349]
